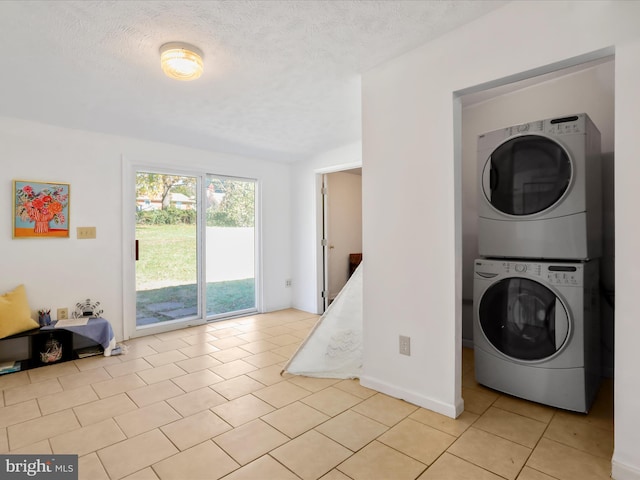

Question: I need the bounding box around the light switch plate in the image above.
[77,227,96,239]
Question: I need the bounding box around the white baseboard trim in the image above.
[612,458,640,480]
[359,375,463,418]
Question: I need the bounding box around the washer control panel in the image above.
[546,265,582,286]
[499,261,542,277]
[475,259,583,287]
[514,263,527,273]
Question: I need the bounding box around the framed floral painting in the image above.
[13,180,70,238]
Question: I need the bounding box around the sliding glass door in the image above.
[133,170,257,331]
[205,175,256,318]
[135,172,200,327]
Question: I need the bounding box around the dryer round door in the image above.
[481,135,572,216]
[478,277,570,361]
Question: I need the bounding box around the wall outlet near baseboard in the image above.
[285,279,292,287]
[57,308,68,320]
[399,335,411,356]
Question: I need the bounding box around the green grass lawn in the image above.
[136,224,198,288]
[136,224,255,323]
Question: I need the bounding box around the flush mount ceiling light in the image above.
[160,42,204,81]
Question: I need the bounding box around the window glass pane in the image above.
[135,173,198,327]
[205,176,256,317]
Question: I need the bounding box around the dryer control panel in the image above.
[508,121,543,136]
[546,114,585,135]
[506,114,586,137]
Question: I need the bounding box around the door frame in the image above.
[321,173,329,312]
[455,48,615,417]
[314,162,362,314]
[122,157,262,340]
[122,158,206,339]
[204,173,261,321]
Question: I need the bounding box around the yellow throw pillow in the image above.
[0,285,39,339]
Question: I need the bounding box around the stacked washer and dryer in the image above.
[473,114,602,413]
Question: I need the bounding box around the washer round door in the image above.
[478,277,570,361]
[481,135,572,216]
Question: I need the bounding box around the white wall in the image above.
[0,116,292,342]
[290,141,361,314]
[361,2,640,477]
[460,61,616,375]
[612,37,640,480]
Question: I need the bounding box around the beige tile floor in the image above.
[0,309,614,479]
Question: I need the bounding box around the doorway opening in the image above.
[124,162,259,338]
[454,49,615,407]
[318,167,362,313]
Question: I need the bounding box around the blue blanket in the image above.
[42,317,116,356]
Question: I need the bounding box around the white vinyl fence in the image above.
[205,227,254,282]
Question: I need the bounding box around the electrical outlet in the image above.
[399,335,411,356]
[285,279,292,287]
[77,226,96,239]
[57,308,68,320]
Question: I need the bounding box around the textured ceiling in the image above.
[0,0,506,162]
